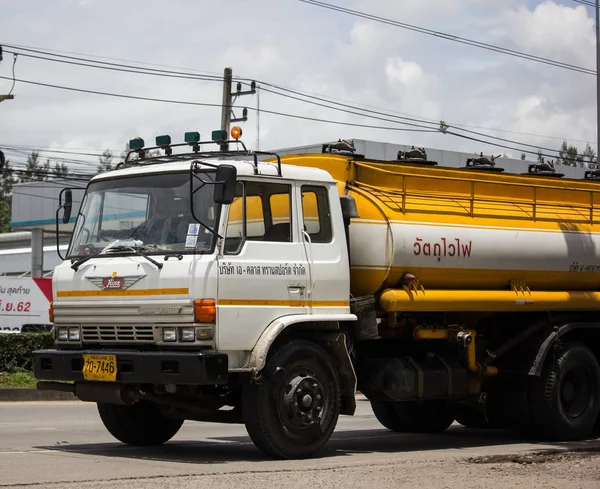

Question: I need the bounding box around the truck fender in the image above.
[249,313,358,415]
[528,322,599,376]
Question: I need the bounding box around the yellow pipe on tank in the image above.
[380,289,600,313]
[464,329,478,373]
[413,326,499,377]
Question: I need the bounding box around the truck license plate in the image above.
[82,354,117,382]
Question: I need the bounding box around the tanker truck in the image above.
[32,129,600,459]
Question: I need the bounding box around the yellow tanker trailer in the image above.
[276,148,600,439]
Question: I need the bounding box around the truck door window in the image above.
[224,181,293,254]
[301,185,332,243]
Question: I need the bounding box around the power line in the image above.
[573,0,596,7]
[0,75,574,159]
[298,0,596,76]
[0,144,120,160]
[2,53,579,152]
[4,42,226,79]
[3,46,437,131]
[4,43,596,149]
[0,148,105,172]
[0,74,584,160]
[2,46,225,84]
[0,75,440,134]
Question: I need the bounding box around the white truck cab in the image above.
[33,129,358,459]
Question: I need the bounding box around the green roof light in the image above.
[129,137,145,151]
[211,130,227,142]
[185,131,200,143]
[155,134,171,147]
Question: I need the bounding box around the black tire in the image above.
[371,400,455,433]
[528,342,600,441]
[97,401,184,446]
[242,340,341,459]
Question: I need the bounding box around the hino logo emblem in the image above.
[86,275,145,290]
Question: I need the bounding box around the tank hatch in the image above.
[522,162,564,178]
[584,169,600,181]
[396,146,438,166]
[321,139,364,158]
[464,153,505,172]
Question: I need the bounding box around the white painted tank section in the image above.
[348,220,600,291]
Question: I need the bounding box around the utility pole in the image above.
[219,67,256,151]
[220,67,233,152]
[596,0,600,168]
[256,84,261,151]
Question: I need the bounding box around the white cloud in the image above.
[505,2,595,69]
[0,0,597,172]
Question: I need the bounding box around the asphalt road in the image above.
[1,399,599,488]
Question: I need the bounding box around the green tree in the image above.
[581,143,597,169]
[558,140,584,167]
[97,149,114,174]
[51,162,69,179]
[0,158,15,233]
[19,152,50,182]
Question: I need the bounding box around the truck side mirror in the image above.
[213,165,237,205]
[62,189,73,224]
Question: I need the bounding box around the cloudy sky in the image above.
[0,0,597,173]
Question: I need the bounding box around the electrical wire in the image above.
[298,0,596,75]
[0,75,440,133]
[3,44,595,150]
[0,74,580,160]
[1,46,225,84]
[572,0,596,8]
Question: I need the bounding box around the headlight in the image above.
[57,327,68,341]
[180,328,195,342]
[68,327,80,341]
[162,327,177,342]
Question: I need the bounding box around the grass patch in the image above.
[0,371,37,388]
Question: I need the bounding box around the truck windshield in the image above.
[67,171,220,258]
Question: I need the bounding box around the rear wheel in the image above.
[371,400,455,433]
[98,401,184,446]
[527,342,600,441]
[242,340,341,459]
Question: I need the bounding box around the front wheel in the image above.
[98,401,184,446]
[528,342,600,441]
[242,340,341,459]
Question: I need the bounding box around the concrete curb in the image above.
[0,388,76,402]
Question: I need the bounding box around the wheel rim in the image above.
[278,369,327,431]
[560,365,593,420]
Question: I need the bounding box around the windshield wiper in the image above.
[71,249,103,271]
[71,241,164,271]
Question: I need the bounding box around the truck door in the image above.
[216,179,308,352]
[297,183,350,314]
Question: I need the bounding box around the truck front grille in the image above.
[82,325,155,343]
